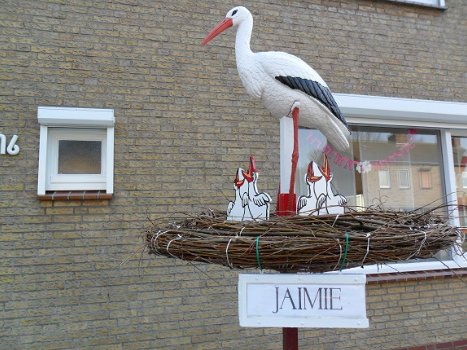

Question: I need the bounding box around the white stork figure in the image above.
[319,154,347,214]
[227,167,249,221]
[297,160,327,215]
[202,6,350,213]
[242,156,271,220]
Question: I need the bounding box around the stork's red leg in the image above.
[287,104,300,213]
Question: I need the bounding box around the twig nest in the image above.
[145,207,461,273]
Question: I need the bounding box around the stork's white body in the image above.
[230,7,350,151]
[323,177,347,215]
[227,168,249,221]
[245,173,271,220]
[297,161,327,215]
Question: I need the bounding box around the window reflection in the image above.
[451,136,467,227]
[297,126,444,211]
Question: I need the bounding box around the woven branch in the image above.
[145,206,462,273]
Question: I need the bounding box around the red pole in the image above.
[277,104,300,350]
[283,328,299,350]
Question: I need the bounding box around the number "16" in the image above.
[0,134,20,155]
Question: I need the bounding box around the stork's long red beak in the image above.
[201,17,233,46]
[307,162,322,183]
[234,168,245,188]
[242,156,257,183]
[249,155,257,173]
[320,154,331,181]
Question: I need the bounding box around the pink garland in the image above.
[307,129,417,173]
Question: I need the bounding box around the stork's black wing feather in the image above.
[275,76,349,130]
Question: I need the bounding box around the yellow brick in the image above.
[45,207,74,215]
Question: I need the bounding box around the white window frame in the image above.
[397,168,411,189]
[378,169,391,189]
[419,168,432,189]
[329,94,467,273]
[46,128,107,191]
[462,172,467,189]
[37,106,115,195]
[386,0,446,8]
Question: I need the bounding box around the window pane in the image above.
[378,169,391,189]
[398,169,410,189]
[419,169,432,189]
[298,126,444,211]
[451,136,467,226]
[58,140,102,174]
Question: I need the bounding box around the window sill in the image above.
[37,190,112,201]
[367,267,467,284]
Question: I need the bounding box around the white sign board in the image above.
[238,274,368,328]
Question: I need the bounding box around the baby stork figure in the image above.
[242,156,271,220]
[227,167,249,221]
[298,155,347,215]
[227,156,271,221]
[319,154,347,215]
[297,160,327,215]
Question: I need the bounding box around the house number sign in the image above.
[0,134,20,155]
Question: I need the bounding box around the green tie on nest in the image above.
[145,206,463,273]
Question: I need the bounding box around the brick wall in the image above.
[0,0,465,349]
